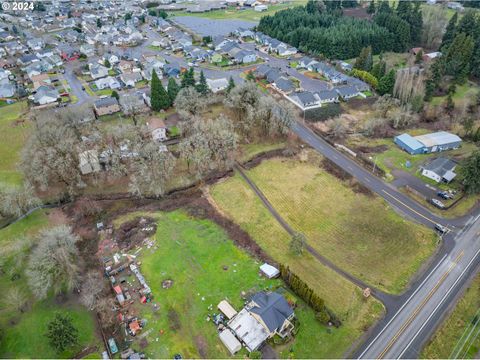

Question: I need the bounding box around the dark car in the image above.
[437,191,449,200]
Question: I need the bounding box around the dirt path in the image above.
[233,163,392,304]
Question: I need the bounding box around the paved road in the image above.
[64,64,93,106]
[358,215,480,359]
[292,121,480,358]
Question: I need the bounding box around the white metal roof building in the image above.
[260,263,280,279]
[228,308,269,351]
[219,329,242,355]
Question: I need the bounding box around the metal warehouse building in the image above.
[394,131,462,155]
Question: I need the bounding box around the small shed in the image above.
[218,300,237,319]
[260,263,280,279]
[219,329,242,355]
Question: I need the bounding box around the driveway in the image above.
[391,169,439,200]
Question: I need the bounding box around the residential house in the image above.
[227,291,294,352]
[335,85,360,100]
[119,92,149,115]
[27,38,45,51]
[104,53,120,65]
[36,49,55,59]
[423,51,442,62]
[90,63,109,79]
[118,60,135,74]
[142,60,164,81]
[421,157,457,183]
[32,85,59,105]
[163,64,180,78]
[31,73,52,91]
[59,44,80,61]
[276,44,297,57]
[254,64,275,79]
[272,77,295,94]
[120,72,143,87]
[316,89,339,104]
[17,54,40,66]
[0,83,15,98]
[94,97,121,116]
[147,118,168,142]
[235,27,255,39]
[289,91,320,110]
[80,43,95,57]
[233,50,257,64]
[206,78,229,93]
[95,76,121,90]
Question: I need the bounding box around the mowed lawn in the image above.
[241,153,436,294]
[422,274,480,359]
[210,176,383,358]
[123,210,348,359]
[0,101,30,188]
[0,209,99,358]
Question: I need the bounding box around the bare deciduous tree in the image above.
[174,87,206,120]
[26,225,80,300]
[179,115,238,179]
[0,182,40,218]
[421,6,448,50]
[80,271,104,310]
[4,286,28,312]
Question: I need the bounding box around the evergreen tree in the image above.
[195,71,209,95]
[367,0,375,14]
[441,12,458,51]
[377,0,391,13]
[181,67,195,88]
[371,58,386,79]
[444,33,474,83]
[444,93,455,114]
[456,10,478,38]
[354,46,373,71]
[104,59,111,68]
[151,70,170,111]
[45,313,79,353]
[167,77,180,105]
[111,90,119,100]
[377,69,396,95]
[96,18,102,28]
[226,76,235,93]
[461,151,480,194]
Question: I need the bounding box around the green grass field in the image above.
[0,101,30,188]
[0,209,99,358]
[215,152,436,295]
[422,273,480,359]
[210,174,383,358]
[431,81,479,107]
[113,210,341,359]
[173,1,306,22]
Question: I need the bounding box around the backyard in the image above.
[210,174,383,358]
[213,151,437,295]
[111,210,339,359]
[0,209,99,358]
[0,101,30,189]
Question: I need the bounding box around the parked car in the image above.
[437,191,450,200]
[430,198,446,209]
[435,223,448,234]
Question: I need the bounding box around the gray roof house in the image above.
[335,85,360,100]
[227,291,295,352]
[254,64,274,78]
[316,89,339,103]
[421,157,457,183]
[289,91,320,110]
[0,83,15,98]
[234,50,257,64]
[90,64,109,79]
[32,85,59,105]
[273,77,295,94]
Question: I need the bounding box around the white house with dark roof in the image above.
[421,157,457,183]
[227,291,295,352]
